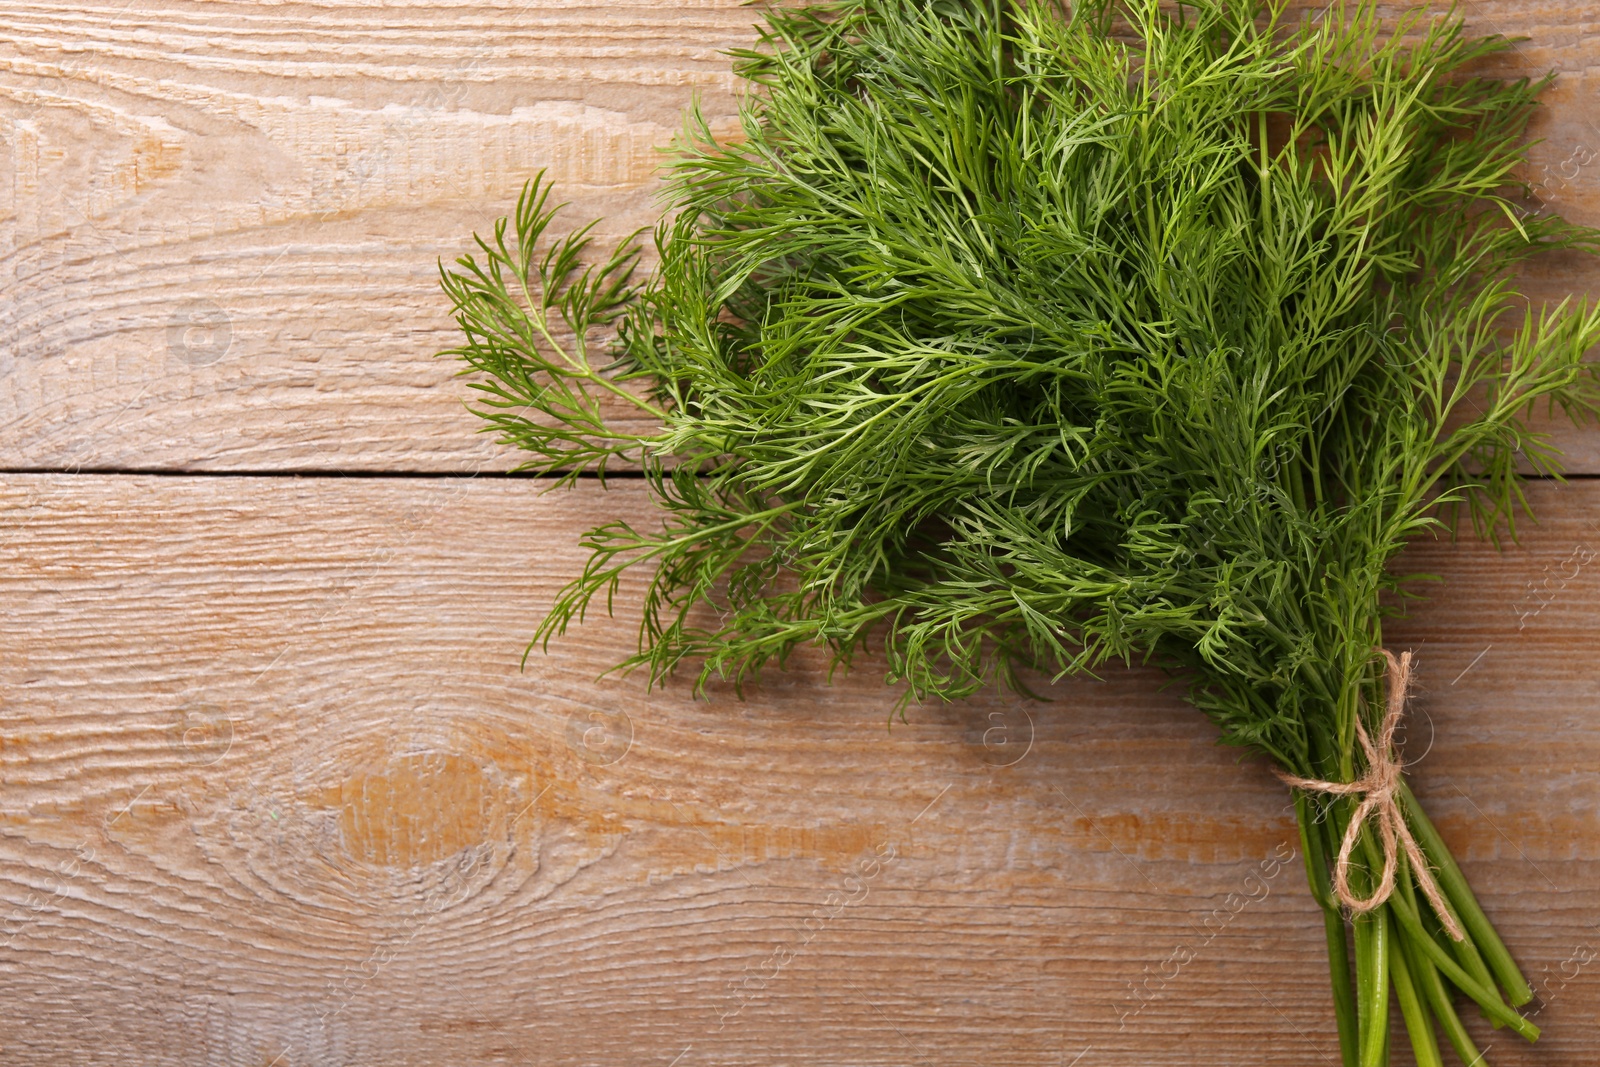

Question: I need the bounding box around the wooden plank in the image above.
[1,472,1597,1064]
[2,1,1599,474]
[0,0,757,473]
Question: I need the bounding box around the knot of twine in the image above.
[1275,649,1464,941]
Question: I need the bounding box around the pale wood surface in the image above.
[3,1,1600,1065]
[1,0,755,473]
[0,0,1598,472]
[2,474,1600,1066]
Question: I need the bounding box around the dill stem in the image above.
[1395,851,1504,1049]
[1337,676,1359,783]
[1297,795,1358,1065]
[1334,640,1381,784]
[1353,906,1390,1067]
[1324,910,1360,1067]
[1354,814,1531,1038]
[1296,796,1335,911]
[1383,880,1536,1038]
[1344,808,1389,1067]
[1391,791,1502,1012]
[1388,925,1443,1067]
[1401,923,1485,1067]
[512,274,668,423]
[1448,918,1502,1027]
[1400,781,1534,1006]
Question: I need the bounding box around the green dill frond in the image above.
[442,0,1600,776]
[437,172,662,486]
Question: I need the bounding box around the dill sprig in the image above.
[439,1,1600,1061]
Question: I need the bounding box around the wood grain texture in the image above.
[6,3,1600,1065]
[0,0,1598,472]
[1,472,1598,1066]
[0,0,757,472]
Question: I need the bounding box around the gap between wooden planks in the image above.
[0,473,1598,1065]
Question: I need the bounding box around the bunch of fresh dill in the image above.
[438,0,1600,1061]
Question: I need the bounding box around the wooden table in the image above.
[3,2,1598,1064]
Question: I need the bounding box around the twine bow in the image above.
[1276,649,1464,941]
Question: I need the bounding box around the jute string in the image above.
[1275,650,1464,941]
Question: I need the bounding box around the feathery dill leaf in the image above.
[444,0,1598,747]
[440,1,1600,1057]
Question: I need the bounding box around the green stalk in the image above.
[1389,929,1444,1067]
[1393,853,1490,1064]
[1325,909,1360,1067]
[1352,908,1376,1047]
[1298,794,1336,910]
[1448,922,1501,1024]
[1299,795,1359,1067]
[1356,906,1391,1067]
[1418,871,1503,1031]
[1385,888,1538,1039]
[1384,789,1503,1016]
[1345,831,1391,1067]
[1400,782,1534,1006]
[1401,922,1486,1067]
[1350,799,1531,1042]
